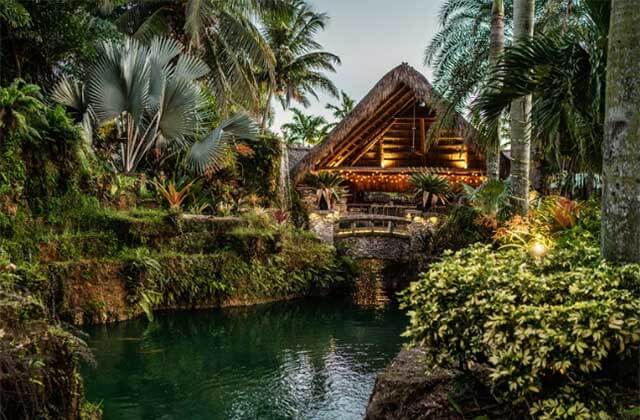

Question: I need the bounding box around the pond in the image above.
[82,297,406,420]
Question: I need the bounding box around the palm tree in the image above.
[53,36,257,174]
[281,108,328,147]
[485,0,505,180]
[601,0,640,262]
[425,0,513,113]
[108,0,282,108]
[303,171,344,210]
[324,91,355,130]
[509,0,535,216]
[410,173,450,209]
[0,79,47,143]
[472,0,608,191]
[260,0,340,130]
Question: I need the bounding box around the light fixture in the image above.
[530,242,547,258]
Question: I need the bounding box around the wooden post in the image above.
[419,118,426,154]
[379,138,385,167]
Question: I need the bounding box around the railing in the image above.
[335,214,412,237]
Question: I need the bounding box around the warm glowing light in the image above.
[428,216,439,225]
[530,242,547,258]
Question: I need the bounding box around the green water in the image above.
[82,298,406,420]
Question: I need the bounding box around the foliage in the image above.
[417,205,494,257]
[107,0,280,108]
[53,36,258,174]
[324,90,355,129]
[128,223,355,318]
[303,171,345,210]
[472,0,610,175]
[261,0,340,112]
[425,0,513,112]
[282,108,329,146]
[152,178,195,211]
[236,134,281,204]
[402,207,640,419]
[0,264,95,419]
[463,178,511,220]
[0,79,47,143]
[0,0,119,84]
[410,172,450,209]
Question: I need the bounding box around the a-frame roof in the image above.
[292,63,482,184]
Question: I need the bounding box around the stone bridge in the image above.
[309,212,426,261]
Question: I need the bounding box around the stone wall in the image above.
[335,235,411,261]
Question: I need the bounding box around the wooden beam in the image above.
[322,88,414,166]
[329,93,416,167]
[419,118,426,154]
[379,137,384,167]
[350,124,393,165]
[318,87,412,167]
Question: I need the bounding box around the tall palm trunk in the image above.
[601,0,640,262]
[486,0,505,180]
[509,0,535,215]
[261,85,274,132]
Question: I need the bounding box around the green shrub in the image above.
[401,225,640,418]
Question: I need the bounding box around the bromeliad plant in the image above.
[152,178,196,211]
[304,171,345,210]
[410,172,450,209]
[52,36,258,174]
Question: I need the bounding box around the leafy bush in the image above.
[402,221,640,418]
[0,260,96,419]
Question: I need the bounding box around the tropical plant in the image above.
[303,171,344,210]
[410,173,450,209]
[463,178,510,218]
[0,1,118,84]
[401,225,640,418]
[53,36,258,174]
[281,108,328,146]
[425,0,514,113]
[260,0,340,128]
[508,0,535,217]
[152,177,196,210]
[324,90,355,130]
[105,0,283,108]
[0,79,47,142]
[472,0,610,184]
[601,0,640,263]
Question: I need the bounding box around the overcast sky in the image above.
[272,0,445,133]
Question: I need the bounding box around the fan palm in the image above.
[410,173,450,209]
[304,171,344,210]
[0,79,47,143]
[108,0,283,108]
[281,108,328,146]
[324,90,355,130]
[53,36,257,174]
[260,0,340,129]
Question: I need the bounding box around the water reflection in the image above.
[82,298,406,420]
[352,259,394,309]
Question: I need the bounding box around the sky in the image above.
[272,0,445,133]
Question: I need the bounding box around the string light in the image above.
[337,170,485,191]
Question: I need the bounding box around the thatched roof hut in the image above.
[291,63,486,192]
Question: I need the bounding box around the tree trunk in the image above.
[601,0,640,262]
[261,86,274,133]
[509,0,535,216]
[486,0,505,180]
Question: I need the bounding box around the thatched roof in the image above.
[291,63,481,184]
